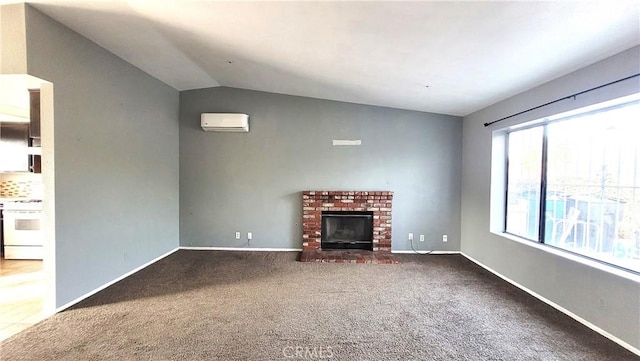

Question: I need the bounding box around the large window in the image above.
[505,97,640,273]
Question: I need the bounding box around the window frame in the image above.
[501,95,640,275]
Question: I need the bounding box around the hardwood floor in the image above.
[0,259,45,341]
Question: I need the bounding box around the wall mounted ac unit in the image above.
[201,113,249,132]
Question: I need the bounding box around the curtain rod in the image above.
[483,73,640,127]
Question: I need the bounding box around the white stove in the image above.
[2,200,44,259]
[3,199,44,211]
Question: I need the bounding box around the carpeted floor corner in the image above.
[1,250,637,360]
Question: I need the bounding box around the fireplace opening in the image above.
[321,211,373,250]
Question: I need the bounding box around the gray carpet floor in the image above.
[1,250,637,360]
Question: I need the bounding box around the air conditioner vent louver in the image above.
[201,113,249,132]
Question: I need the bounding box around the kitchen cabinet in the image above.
[30,155,41,174]
[29,89,40,139]
[28,89,42,174]
[0,123,40,173]
[0,123,29,172]
[0,89,41,173]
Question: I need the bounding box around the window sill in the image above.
[493,231,640,284]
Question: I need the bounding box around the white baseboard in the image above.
[55,247,180,312]
[392,250,461,254]
[180,246,303,252]
[461,252,640,357]
[183,247,458,254]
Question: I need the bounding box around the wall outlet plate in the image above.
[443,235,448,242]
[420,235,425,242]
[408,233,413,241]
[235,232,241,239]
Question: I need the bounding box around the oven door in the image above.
[3,210,43,246]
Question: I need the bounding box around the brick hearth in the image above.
[299,250,400,264]
[301,191,397,263]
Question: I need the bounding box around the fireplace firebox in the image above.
[321,211,373,250]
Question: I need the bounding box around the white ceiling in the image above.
[15,1,640,116]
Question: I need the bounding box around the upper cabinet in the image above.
[28,89,41,173]
[29,89,40,139]
[0,123,30,172]
[0,88,41,173]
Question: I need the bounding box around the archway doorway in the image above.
[0,74,55,340]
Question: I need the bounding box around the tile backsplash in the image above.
[0,173,43,199]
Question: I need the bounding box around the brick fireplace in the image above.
[302,191,393,254]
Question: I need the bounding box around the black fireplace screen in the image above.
[321,211,373,250]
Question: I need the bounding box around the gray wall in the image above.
[180,87,462,251]
[461,46,640,349]
[23,5,180,307]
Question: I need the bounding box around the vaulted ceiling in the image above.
[20,1,640,116]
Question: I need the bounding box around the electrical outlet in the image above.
[248,232,252,240]
[408,233,414,241]
[419,235,425,242]
[235,232,241,239]
[443,235,448,242]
